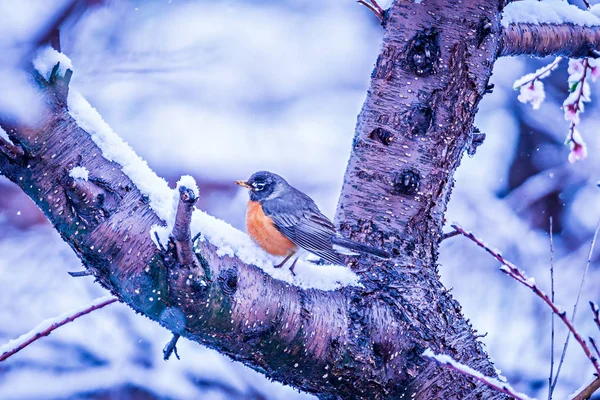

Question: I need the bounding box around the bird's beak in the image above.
[235,180,252,190]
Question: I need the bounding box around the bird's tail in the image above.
[331,236,390,259]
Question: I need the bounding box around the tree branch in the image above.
[0,0,518,397]
[171,185,204,275]
[452,224,600,376]
[0,296,117,362]
[499,23,600,58]
[572,377,600,400]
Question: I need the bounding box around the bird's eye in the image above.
[252,182,266,191]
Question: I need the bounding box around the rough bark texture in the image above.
[500,23,600,58]
[334,0,506,398]
[5,0,592,399]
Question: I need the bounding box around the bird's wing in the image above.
[262,192,343,265]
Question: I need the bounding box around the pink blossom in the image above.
[567,128,587,163]
[517,80,545,110]
[588,58,600,81]
[563,102,580,124]
[568,59,586,82]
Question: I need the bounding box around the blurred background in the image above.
[0,0,599,399]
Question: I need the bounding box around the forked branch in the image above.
[451,224,600,376]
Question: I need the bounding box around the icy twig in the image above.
[0,296,118,362]
[552,219,600,392]
[548,217,556,400]
[423,349,534,400]
[451,223,600,376]
[67,269,93,277]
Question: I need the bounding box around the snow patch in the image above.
[423,349,534,400]
[68,88,361,291]
[32,45,73,81]
[68,166,89,181]
[502,0,600,27]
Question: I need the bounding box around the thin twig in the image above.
[590,337,600,360]
[423,349,533,400]
[0,296,118,362]
[552,219,600,392]
[441,229,460,241]
[163,334,181,361]
[357,0,383,22]
[548,217,555,400]
[68,269,93,277]
[590,302,600,333]
[452,224,600,376]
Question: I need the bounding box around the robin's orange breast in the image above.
[246,200,296,256]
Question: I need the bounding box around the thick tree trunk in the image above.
[6,0,594,398]
[334,0,506,397]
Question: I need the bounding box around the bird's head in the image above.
[235,171,287,202]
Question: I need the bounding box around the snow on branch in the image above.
[60,54,361,291]
[422,349,534,400]
[0,296,117,362]
[499,0,600,59]
[450,224,600,377]
[502,0,600,28]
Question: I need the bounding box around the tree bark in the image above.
[5,0,585,398]
[499,23,600,58]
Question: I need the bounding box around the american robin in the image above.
[235,171,389,275]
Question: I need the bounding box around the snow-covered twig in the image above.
[570,376,600,400]
[0,296,118,362]
[552,219,600,392]
[514,57,562,110]
[451,223,600,376]
[548,217,556,400]
[423,349,534,400]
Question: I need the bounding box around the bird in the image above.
[235,171,389,275]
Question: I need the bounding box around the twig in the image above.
[552,219,600,392]
[172,186,203,275]
[590,337,600,360]
[590,302,600,333]
[423,349,533,400]
[68,269,93,277]
[513,57,563,89]
[441,229,460,241]
[572,377,600,400]
[452,224,600,376]
[163,333,181,361]
[357,0,384,22]
[0,296,117,362]
[548,217,555,400]
[154,231,166,252]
